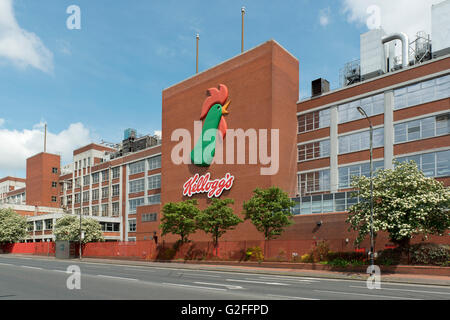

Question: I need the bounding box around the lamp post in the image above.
[62,178,82,260]
[357,106,375,272]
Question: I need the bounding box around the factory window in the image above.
[45,219,53,230]
[83,159,86,168]
[92,189,99,201]
[35,220,43,231]
[292,191,361,215]
[67,195,72,205]
[66,181,72,190]
[82,191,89,202]
[297,108,330,133]
[51,181,57,188]
[75,178,81,188]
[83,175,90,186]
[148,194,161,205]
[112,167,120,179]
[298,139,330,162]
[92,205,99,216]
[102,187,109,199]
[396,150,450,178]
[129,197,145,214]
[101,204,109,217]
[83,207,89,216]
[74,208,81,216]
[92,172,99,184]
[338,160,384,189]
[100,222,120,232]
[142,213,157,222]
[112,184,120,197]
[148,155,161,170]
[128,219,137,232]
[148,174,161,190]
[129,160,146,175]
[51,196,57,202]
[338,127,384,154]
[27,222,34,232]
[102,170,109,182]
[129,178,145,193]
[112,202,120,216]
[394,113,450,143]
[297,170,330,196]
[338,93,384,124]
[394,74,450,110]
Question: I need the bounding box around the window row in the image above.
[297,170,330,196]
[396,150,450,178]
[292,191,360,215]
[129,156,162,175]
[297,109,331,133]
[394,113,450,144]
[338,128,384,154]
[338,160,384,189]
[27,219,53,231]
[142,213,158,222]
[338,93,384,124]
[394,74,450,110]
[298,140,330,162]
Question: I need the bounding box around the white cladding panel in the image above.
[432,0,450,53]
[360,28,386,77]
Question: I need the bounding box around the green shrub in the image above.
[300,253,313,263]
[328,258,349,267]
[409,243,450,266]
[327,251,365,262]
[245,246,264,262]
[310,241,330,262]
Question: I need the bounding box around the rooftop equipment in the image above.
[311,78,330,97]
[432,0,450,58]
[360,28,387,81]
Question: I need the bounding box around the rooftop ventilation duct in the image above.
[382,32,409,68]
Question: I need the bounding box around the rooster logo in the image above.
[191,84,230,166]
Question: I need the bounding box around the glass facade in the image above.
[292,191,360,215]
[338,93,384,123]
[394,113,450,143]
[129,178,145,193]
[129,197,145,213]
[148,174,161,190]
[339,127,384,154]
[297,108,330,133]
[298,139,330,162]
[338,160,384,189]
[298,169,330,196]
[396,150,450,178]
[148,155,161,170]
[129,160,145,175]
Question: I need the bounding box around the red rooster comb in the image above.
[200,84,229,139]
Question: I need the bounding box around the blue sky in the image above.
[0,0,439,177]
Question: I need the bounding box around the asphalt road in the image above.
[0,255,449,300]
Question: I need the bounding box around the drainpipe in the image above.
[382,32,409,68]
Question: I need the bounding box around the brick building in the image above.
[1,2,449,249]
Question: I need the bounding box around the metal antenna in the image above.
[44,123,47,153]
[196,33,200,73]
[241,7,246,53]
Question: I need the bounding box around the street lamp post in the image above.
[357,106,375,272]
[62,179,82,260]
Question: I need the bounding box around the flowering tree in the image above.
[0,208,27,243]
[54,215,104,244]
[347,161,450,250]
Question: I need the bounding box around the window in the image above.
[297,170,330,196]
[66,181,72,190]
[297,108,330,133]
[129,198,145,213]
[45,219,53,230]
[92,205,99,216]
[142,213,157,222]
[112,184,120,197]
[129,160,145,175]
[292,191,361,215]
[102,187,109,199]
[74,208,81,216]
[92,189,99,201]
[128,219,136,232]
[338,93,384,124]
[75,178,81,188]
[394,74,450,110]
[396,150,450,177]
[101,203,109,217]
[148,156,161,170]
[129,179,145,193]
[102,170,109,182]
[67,195,72,205]
[51,196,57,202]
[394,113,450,143]
[148,174,161,190]
[112,202,120,216]
[27,222,34,232]
[298,140,330,162]
[52,167,58,174]
[339,128,384,154]
[83,207,89,216]
[338,160,384,189]
[112,167,120,179]
[148,194,161,205]
[35,220,42,231]
[51,181,57,188]
[82,191,89,202]
[83,175,90,186]
[92,172,99,184]
[100,222,120,232]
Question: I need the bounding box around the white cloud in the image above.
[0,0,53,73]
[154,130,161,139]
[319,7,331,27]
[0,122,92,175]
[0,118,4,127]
[341,0,442,40]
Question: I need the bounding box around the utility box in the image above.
[55,241,76,259]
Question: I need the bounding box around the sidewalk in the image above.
[5,253,450,287]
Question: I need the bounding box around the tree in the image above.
[54,215,104,244]
[160,200,200,243]
[197,198,242,248]
[346,160,450,250]
[242,187,295,240]
[0,208,27,243]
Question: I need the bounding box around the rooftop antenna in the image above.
[196,33,200,73]
[44,123,47,153]
[241,7,246,53]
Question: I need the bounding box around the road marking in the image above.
[226,279,290,286]
[314,289,422,300]
[177,273,221,278]
[52,269,67,273]
[258,275,320,281]
[163,282,227,291]
[96,275,138,281]
[267,294,319,300]
[349,286,450,296]
[257,276,318,283]
[20,266,42,270]
[194,281,243,290]
[0,263,13,266]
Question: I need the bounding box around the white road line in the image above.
[258,275,320,281]
[314,289,422,300]
[194,282,243,290]
[163,282,227,291]
[52,270,67,273]
[20,266,42,270]
[177,273,221,278]
[257,276,318,283]
[226,279,290,286]
[0,263,13,266]
[349,286,450,296]
[267,294,319,300]
[96,275,138,281]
